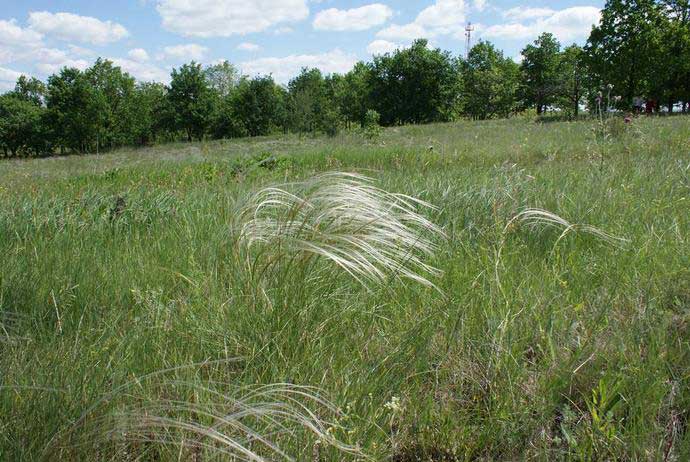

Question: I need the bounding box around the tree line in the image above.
[1,0,688,158]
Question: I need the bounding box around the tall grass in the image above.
[1,116,689,460]
[237,172,445,289]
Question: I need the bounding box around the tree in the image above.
[557,45,587,117]
[130,82,170,145]
[85,58,137,149]
[288,67,340,134]
[13,75,46,106]
[586,0,665,107]
[231,76,287,137]
[335,62,372,128]
[45,67,103,153]
[657,0,690,111]
[462,41,520,120]
[0,94,45,157]
[204,61,241,98]
[521,33,562,115]
[168,62,214,141]
[368,39,462,125]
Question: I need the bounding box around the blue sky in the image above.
[0,0,604,91]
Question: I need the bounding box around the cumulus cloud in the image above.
[366,39,400,55]
[28,11,129,45]
[156,0,309,37]
[0,66,24,91]
[502,7,556,21]
[274,26,294,35]
[35,58,90,75]
[237,42,261,51]
[377,23,427,41]
[377,0,466,41]
[472,0,488,12]
[313,4,393,31]
[483,6,601,42]
[0,19,44,64]
[128,48,150,62]
[240,49,357,83]
[110,57,170,83]
[160,44,208,61]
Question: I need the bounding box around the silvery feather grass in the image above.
[237,172,445,289]
[495,208,629,301]
[505,208,630,248]
[48,362,361,461]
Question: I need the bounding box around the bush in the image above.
[361,109,383,141]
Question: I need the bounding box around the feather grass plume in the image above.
[506,208,630,248]
[46,361,361,461]
[495,207,629,302]
[237,172,445,289]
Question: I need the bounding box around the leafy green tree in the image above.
[204,61,241,98]
[129,82,170,145]
[521,33,562,115]
[288,67,341,135]
[0,93,45,157]
[586,0,665,107]
[335,62,372,128]
[557,45,587,117]
[231,76,287,137]
[13,75,46,106]
[45,67,103,153]
[168,62,214,141]
[657,0,690,111]
[85,58,137,149]
[369,39,462,125]
[462,41,520,120]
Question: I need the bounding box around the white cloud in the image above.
[502,7,555,21]
[156,0,309,37]
[128,48,150,62]
[237,42,261,51]
[274,26,294,35]
[0,19,44,64]
[0,19,43,48]
[377,23,427,41]
[110,57,170,83]
[240,49,357,83]
[35,57,90,75]
[313,4,393,31]
[0,66,24,91]
[161,44,208,61]
[366,39,400,55]
[28,11,129,45]
[376,0,466,41]
[67,44,96,58]
[484,6,601,42]
[472,0,488,12]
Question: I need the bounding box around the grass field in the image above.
[1,116,689,461]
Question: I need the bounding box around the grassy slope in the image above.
[1,116,689,460]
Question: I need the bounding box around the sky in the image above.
[0,0,604,91]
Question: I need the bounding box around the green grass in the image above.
[1,116,689,460]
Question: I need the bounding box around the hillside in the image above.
[1,116,689,460]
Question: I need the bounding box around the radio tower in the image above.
[465,22,475,59]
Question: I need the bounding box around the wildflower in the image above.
[384,396,402,413]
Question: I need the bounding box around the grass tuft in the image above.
[237,172,446,290]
